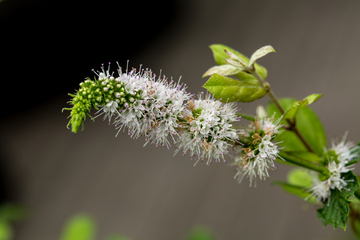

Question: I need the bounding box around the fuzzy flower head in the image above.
[234,111,283,187]
[309,160,354,204]
[330,132,360,164]
[91,63,192,148]
[175,93,240,165]
[309,133,359,203]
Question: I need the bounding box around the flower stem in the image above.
[281,152,329,175]
[251,70,316,154]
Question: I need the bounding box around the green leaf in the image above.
[208,44,268,80]
[287,168,314,188]
[249,45,275,67]
[274,181,316,204]
[0,222,12,240]
[59,214,96,240]
[317,171,360,230]
[283,94,322,121]
[186,226,216,240]
[0,204,27,222]
[203,73,266,102]
[317,190,350,229]
[267,98,326,156]
[202,64,243,78]
[346,142,360,166]
[283,151,321,165]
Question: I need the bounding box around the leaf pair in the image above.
[202,44,274,103]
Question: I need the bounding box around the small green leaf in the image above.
[346,142,360,166]
[186,226,216,240]
[273,181,316,204]
[203,74,266,102]
[267,98,326,156]
[249,45,275,67]
[317,171,360,230]
[202,64,243,78]
[284,94,322,120]
[0,221,12,240]
[287,168,314,188]
[0,204,27,222]
[208,44,268,80]
[59,214,96,240]
[225,58,245,69]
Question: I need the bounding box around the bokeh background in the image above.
[1,0,360,239]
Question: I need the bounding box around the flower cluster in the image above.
[309,133,359,203]
[109,66,192,149]
[175,93,240,165]
[64,63,241,165]
[234,109,283,187]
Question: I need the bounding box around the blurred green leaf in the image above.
[274,181,316,204]
[288,168,314,188]
[59,214,96,240]
[186,226,216,240]
[317,171,360,230]
[106,235,131,240]
[283,94,322,121]
[346,142,360,167]
[208,44,268,80]
[267,98,326,156]
[0,222,12,240]
[276,167,316,203]
[349,201,360,239]
[203,74,266,102]
[0,204,27,222]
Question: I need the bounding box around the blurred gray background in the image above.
[1,0,360,239]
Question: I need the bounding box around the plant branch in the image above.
[251,70,315,154]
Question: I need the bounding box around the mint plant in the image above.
[63,44,360,237]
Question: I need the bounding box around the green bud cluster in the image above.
[63,76,142,133]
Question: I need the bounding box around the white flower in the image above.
[331,132,359,164]
[234,135,280,187]
[175,93,240,165]
[234,114,283,187]
[308,132,359,203]
[308,160,353,204]
[308,175,329,203]
[94,101,119,123]
[327,161,349,190]
[113,67,192,148]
